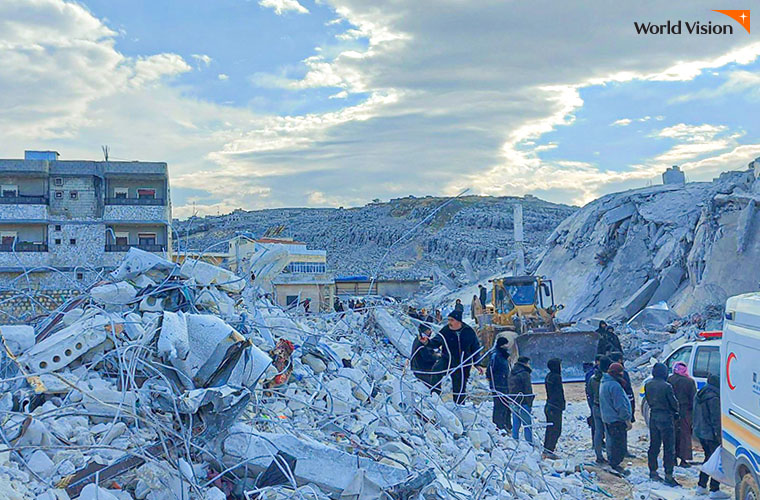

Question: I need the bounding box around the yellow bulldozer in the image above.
[479,275,599,382]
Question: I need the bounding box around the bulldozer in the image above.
[478,275,598,382]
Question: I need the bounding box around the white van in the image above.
[721,292,760,499]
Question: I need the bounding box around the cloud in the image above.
[258,0,309,15]
[218,73,229,81]
[191,54,212,68]
[611,118,632,127]
[673,69,760,102]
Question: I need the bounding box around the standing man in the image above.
[609,351,635,458]
[479,284,487,309]
[471,294,483,325]
[427,310,481,404]
[584,358,601,446]
[454,299,464,314]
[487,336,511,432]
[595,321,609,356]
[668,361,697,468]
[509,356,534,444]
[644,363,680,486]
[589,356,611,464]
[543,358,565,459]
[693,375,727,498]
[411,324,442,395]
[600,362,632,476]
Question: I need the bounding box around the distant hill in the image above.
[174,195,577,280]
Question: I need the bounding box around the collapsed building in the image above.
[0,248,599,500]
[536,160,760,324]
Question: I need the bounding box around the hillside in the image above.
[174,195,577,279]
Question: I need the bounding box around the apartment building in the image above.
[0,150,172,288]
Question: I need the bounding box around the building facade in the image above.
[0,151,172,289]
[662,165,686,185]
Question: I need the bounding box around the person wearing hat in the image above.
[487,336,512,431]
[411,324,443,395]
[600,362,632,475]
[509,356,534,443]
[543,358,566,459]
[668,361,697,468]
[427,309,482,404]
[645,362,680,486]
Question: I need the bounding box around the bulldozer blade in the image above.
[514,330,599,383]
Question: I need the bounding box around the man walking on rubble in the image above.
[487,336,512,432]
[454,299,464,315]
[644,362,680,486]
[693,374,729,498]
[600,362,632,476]
[589,356,610,464]
[509,356,535,444]
[427,309,482,404]
[609,351,635,459]
[668,361,697,469]
[543,358,565,459]
[411,324,443,395]
[479,284,487,309]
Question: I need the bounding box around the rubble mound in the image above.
[174,195,576,279]
[536,164,760,323]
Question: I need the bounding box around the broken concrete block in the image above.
[157,311,190,363]
[0,325,35,356]
[110,247,175,282]
[79,485,119,500]
[221,427,407,496]
[372,308,414,358]
[737,199,756,253]
[91,282,137,305]
[27,449,54,478]
[619,278,659,319]
[648,264,685,306]
[180,259,245,293]
[204,487,226,500]
[602,202,636,225]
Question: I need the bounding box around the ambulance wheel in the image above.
[739,473,760,500]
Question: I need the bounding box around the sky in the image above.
[1,1,759,218]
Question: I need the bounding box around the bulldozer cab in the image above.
[492,276,554,314]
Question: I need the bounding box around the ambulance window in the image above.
[666,347,691,372]
[693,346,720,379]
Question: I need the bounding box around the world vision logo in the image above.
[634,9,750,35]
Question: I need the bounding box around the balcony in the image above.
[105,244,166,252]
[0,243,48,252]
[105,197,165,206]
[0,196,48,205]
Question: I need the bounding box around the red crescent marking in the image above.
[727,352,737,391]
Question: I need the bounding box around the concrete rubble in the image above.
[0,247,600,499]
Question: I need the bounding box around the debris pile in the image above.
[537,162,760,323]
[0,248,597,499]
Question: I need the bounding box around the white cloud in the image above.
[191,54,212,68]
[258,0,309,15]
[218,73,229,81]
[611,118,632,127]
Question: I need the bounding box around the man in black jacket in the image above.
[609,351,635,458]
[509,356,534,444]
[694,374,723,496]
[479,284,487,308]
[543,358,565,458]
[427,310,482,404]
[487,336,511,431]
[644,363,680,486]
[411,324,442,395]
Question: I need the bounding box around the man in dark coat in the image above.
[487,336,511,431]
[479,284,487,308]
[644,363,680,486]
[600,362,632,475]
[609,352,635,458]
[693,374,722,496]
[427,310,482,404]
[454,299,464,314]
[543,358,565,458]
[411,324,442,395]
[589,356,611,463]
[509,356,534,444]
[585,357,601,444]
[595,321,609,355]
[668,361,697,467]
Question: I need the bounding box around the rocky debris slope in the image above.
[174,196,576,279]
[0,248,599,499]
[536,161,760,323]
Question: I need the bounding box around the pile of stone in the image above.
[0,249,595,500]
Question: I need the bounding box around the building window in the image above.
[1,232,17,246]
[54,225,61,231]
[137,188,156,200]
[76,272,84,280]
[69,238,76,245]
[54,178,63,186]
[69,191,78,200]
[286,261,327,273]
[54,238,61,245]
[114,187,128,199]
[54,191,63,199]
[1,185,18,198]
[286,295,299,306]
[115,232,129,246]
[138,233,156,246]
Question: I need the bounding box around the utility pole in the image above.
[513,204,525,276]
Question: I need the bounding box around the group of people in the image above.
[333,298,368,312]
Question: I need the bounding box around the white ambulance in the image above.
[721,292,760,499]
